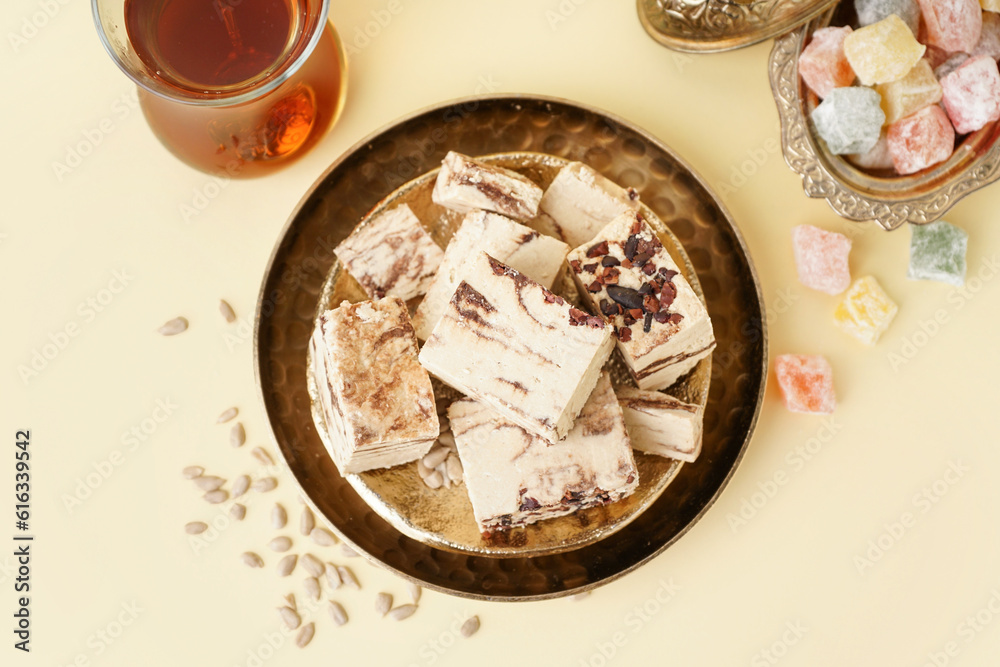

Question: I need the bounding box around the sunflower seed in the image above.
[438,431,456,449]
[277,554,298,577]
[251,447,275,466]
[268,536,293,552]
[325,564,343,590]
[230,422,246,448]
[157,317,188,336]
[422,470,443,490]
[310,527,337,546]
[303,577,321,601]
[285,593,297,611]
[277,606,301,630]
[407,582,422,604]
[340,544,358,558]
[338,565,360,590]
[417,458,434,479]
[231,475,250,498]
[216,406,238,423]
[253,477,277,493]
[194,475,225,491]
[241,552,264,568]
[435,461,451,488]
[460,615,480,637]
[571,591,592,601]
[182,466,204,479]
[219,299,237,324]
[300,507,315,536]
[375,592,392,616]
[446,454,464,484]
[388,604,418,621]
[272,503,288,530]
[300,553,325,578]
[328,600,348,626]
[422,446,449,469]
[230,503,246,521]
[296,622,315,648]
[185,521,208,535]
[203,490,228,504]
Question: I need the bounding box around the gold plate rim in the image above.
[254,93,768,601]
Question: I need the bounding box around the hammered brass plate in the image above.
[255,94,766,600]
[308,152,709,557]
[637,0,837,53]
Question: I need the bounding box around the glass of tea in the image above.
[92,0,347,177]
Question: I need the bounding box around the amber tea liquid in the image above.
[124,0,344,176]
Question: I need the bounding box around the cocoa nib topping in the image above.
[617,326,632,342]
[583,262,598,273]
[643,312,653,333]
[587,280,602,293]
[624,235,639,261]
[602,267,620,285]
[601,256,620,267]
[542,290,565,306]
[599,299,620,318]
[585,240,609,258]
[606,285,644,311]
[570,259,582,273]
[630,218,643,235]
[519,496,541,512]
[568,307,604,329]
[627,188,639,201]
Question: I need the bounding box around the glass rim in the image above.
[91,0,331,107]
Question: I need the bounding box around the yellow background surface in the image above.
[3,0,1000,665]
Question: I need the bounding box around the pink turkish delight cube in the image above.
[774,354,836,415]
[887,105,956,174]
[940,55,1000,134]
[791,225,852,295]
[799,26,856,98]
[917,0,983,53]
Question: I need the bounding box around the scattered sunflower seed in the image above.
[446,454,463,484]
[157,316,188,336]
[460,615,480,638]
[272,503,288,530]
[231,475,250,498]
[241,552,264,568]
[303,577,321,601]
[230,503,246,521]
[417,458,434,479]
[328,600,348,626]
[185,521,208,535]
[194,475,225,491]
[340,544,358,558]
[203,490,228,504]
[285,593,297,611]
[388,604,418,621]
[325,564,343,590]
[338,565,360,590]
[278,605,301,631]
[268,536,293,552]
[251,447,275,466]
[408,582,422,604]
[423,471,444,490]
[300,553,325,578]
[253,477,278,493]
[435,461,451,489]
[438,431,456,449]
[216,406,238,423]
[375,592,392,616]
[182,466,204,479]
[295,622,315,648]
[310,527,337,546]
[300,507,316,536]
[422,446,449,469]
[277,554,298,577]
[219,299,237,324]
[230,422,246,448]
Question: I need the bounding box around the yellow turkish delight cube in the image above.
[834,276,898,345]
[843,15,926,85]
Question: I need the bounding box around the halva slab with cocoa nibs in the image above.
[566,211,716,391]
[419,251,613,443]
[431,151,543,221]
